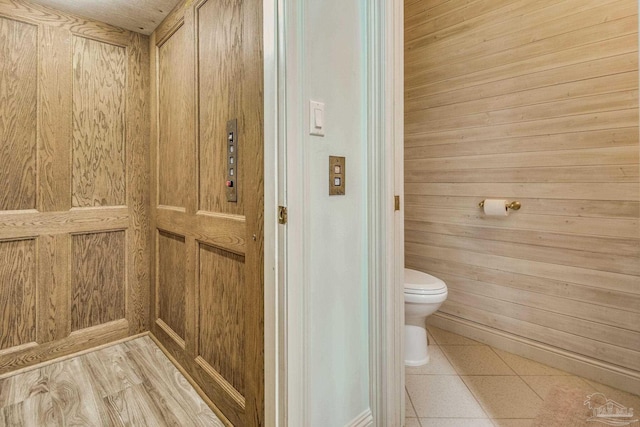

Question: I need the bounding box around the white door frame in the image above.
[264,0,307,425]
[262,0,279,425]
[263,0,404,425]
[367,0,405,425]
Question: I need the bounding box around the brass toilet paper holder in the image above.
[479,200,522,210]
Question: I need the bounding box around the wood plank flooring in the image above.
[0,336,224,426]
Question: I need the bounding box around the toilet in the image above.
[404,268,448,366]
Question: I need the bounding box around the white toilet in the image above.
[404,268,448,366]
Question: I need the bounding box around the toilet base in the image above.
[405,324,430,366]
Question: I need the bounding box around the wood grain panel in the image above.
[156,208,246,255]
[408,230,639,276]
[406,33,637,101]
[72,36,126,208]
[197,0,243,215]
[38,25,72,212]
[405,220,640,258]
[440,278,640,344]
[407,89,638,134]
[0,208,129,240]
[157,25,191,209]
[405,146,637,171]
[404,196,640,219]
[405,253,640,313]
[406,242,639,295]
[407,18,637,89]
[37,234,70,344]
[406,51,638,107]
[405,182,639,202]
[125,31,151,335]
[407,72,638,124]
[407,6,637,74]
[406,0,629,55]
[0,16,37,211]
[407,165,639,184]
[157,231,186,340]
[405,0,640,390]
[71,231,126,331]
[0,239,36,350]
[405,206,638,239]
[198,244,245,395]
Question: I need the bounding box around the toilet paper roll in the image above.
[483,199,509,216]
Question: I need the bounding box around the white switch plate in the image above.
[309,100,325,137]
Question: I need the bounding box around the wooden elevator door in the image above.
[150,0,264,425]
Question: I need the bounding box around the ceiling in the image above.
[29,0,182,35]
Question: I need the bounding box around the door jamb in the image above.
[367,0,405,425]
[263,0,280,425]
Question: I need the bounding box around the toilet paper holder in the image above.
[479,200,521,210]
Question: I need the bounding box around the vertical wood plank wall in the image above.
[0,0,149,374]
[149,0,264,425]
[404,0,640,390]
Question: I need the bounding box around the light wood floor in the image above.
[0,336,224,426]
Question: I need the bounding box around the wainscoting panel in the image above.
[157,230,186,341]
[198,243,245,395]
[71,231,126,331]
[0,16,37,211]
[0,0,149,375]
[157,24,190,210]
[0,239,36,351]
[71,36,126,208]
[197,0,244,215]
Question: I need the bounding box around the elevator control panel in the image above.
[226,119,238,202]
[329,156,345,196]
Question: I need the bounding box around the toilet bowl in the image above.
[404,268,448,366]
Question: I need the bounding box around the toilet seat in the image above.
[404,268,447,295]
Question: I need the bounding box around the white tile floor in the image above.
[405,325,640,427]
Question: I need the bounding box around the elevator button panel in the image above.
[329,156,345,196]
[226,119,238,202]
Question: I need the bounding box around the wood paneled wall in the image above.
[405,0,639,390]
[149,0,264,425]
[0,0,149,374]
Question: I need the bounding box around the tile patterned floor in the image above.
[405,325,640,427]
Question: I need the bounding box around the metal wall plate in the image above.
[329,156,345,196]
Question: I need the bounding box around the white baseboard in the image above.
[346,409,373,427]
[429,313,640,396]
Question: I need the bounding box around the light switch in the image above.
[314,108,323,128]
[309,100,325,136]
